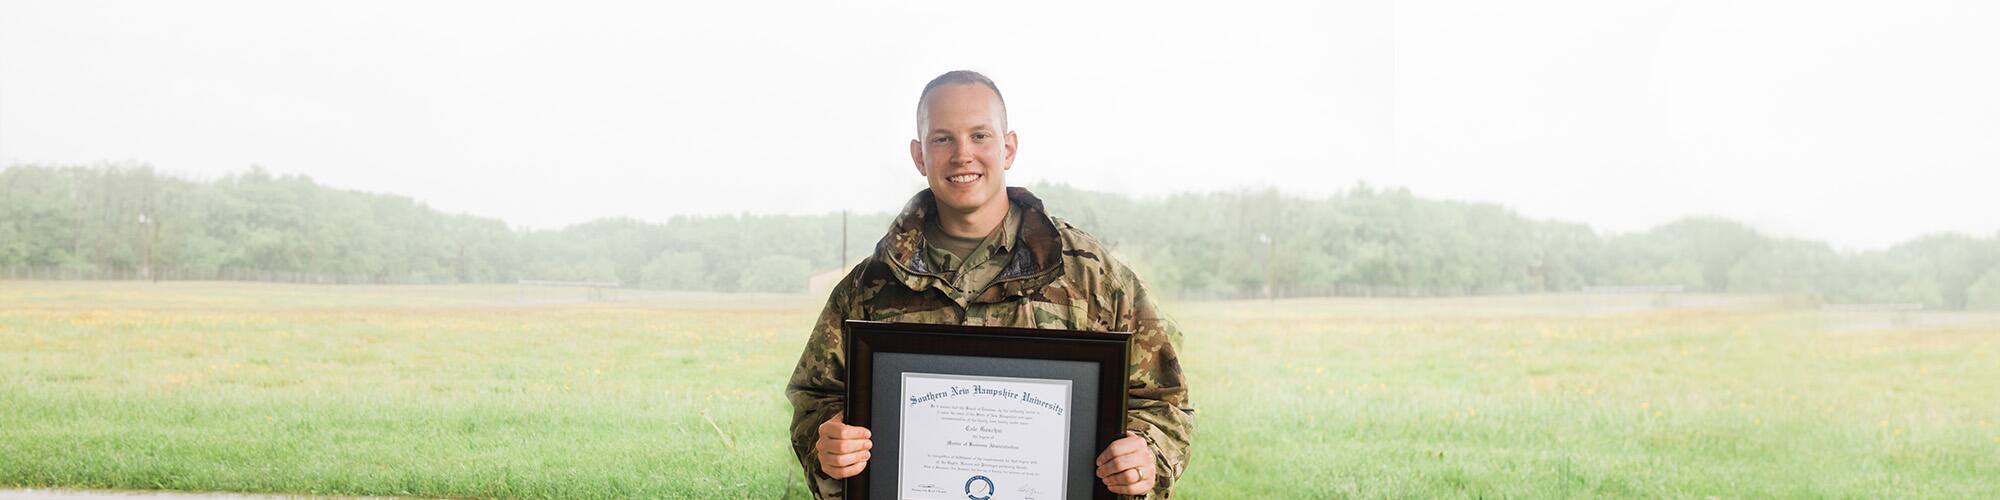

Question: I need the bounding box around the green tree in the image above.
[641,251,708,290]
[738,255,810,293]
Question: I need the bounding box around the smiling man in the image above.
[785,70,1194,498]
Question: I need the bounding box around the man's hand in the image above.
[815,412,873,479]
[1095,431,1158,495]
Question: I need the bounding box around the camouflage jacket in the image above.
[786,187,1193,499]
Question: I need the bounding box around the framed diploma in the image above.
[844,320,1131,500]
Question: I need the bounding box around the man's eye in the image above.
[972,133,990,140]
[932,137,950,144]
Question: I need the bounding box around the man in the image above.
[786,70,1193,499]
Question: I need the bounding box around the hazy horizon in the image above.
[4,1,1995,251]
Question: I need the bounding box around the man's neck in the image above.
[932,196,1011,240]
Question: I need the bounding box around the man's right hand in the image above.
[815,412,873,479]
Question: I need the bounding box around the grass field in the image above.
[2,281,1997,498]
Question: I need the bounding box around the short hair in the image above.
[917,70,1007,128]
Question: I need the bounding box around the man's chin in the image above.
[930,189,999,214]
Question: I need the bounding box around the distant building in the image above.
[806,260,866,300]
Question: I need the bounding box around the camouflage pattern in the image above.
[786,187,1193,499]
[918,201,1022,296]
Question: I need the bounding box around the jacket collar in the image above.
[875,187,1066,302]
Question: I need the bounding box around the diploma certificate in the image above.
[898,372,1072,500]
[844,320,1128,499]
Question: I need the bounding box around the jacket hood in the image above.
[873,187,1067,302]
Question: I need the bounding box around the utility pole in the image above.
[840,210,849,267]
[1258,232,1273,301]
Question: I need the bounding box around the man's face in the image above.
[910,83,1017,215]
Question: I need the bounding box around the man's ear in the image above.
[1003,130,1019,170]
[909,139,927,176]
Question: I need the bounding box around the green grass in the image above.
[2,281,1997,498]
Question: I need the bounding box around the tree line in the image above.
[4,164,1997,309]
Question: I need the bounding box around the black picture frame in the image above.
[844,320,1131,500]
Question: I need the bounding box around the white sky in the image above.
[2,0,1994,251]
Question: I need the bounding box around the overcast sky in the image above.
[3,1,1994,251]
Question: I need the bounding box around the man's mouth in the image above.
[946,173,982,185]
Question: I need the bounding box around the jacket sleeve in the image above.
[786,276,857,499]
[1116,272,1194,498]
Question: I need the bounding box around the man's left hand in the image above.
[1094,431,1157,495]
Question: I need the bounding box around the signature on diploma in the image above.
[1016,485,1044,499]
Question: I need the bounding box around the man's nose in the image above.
[952,140,977,164]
